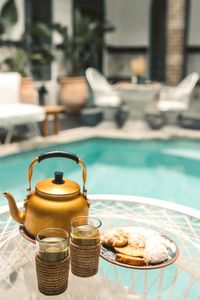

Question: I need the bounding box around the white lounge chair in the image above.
[0,72,45,143]
[86,68,121,108]
[157,72,199,112]
[85,68,122,122]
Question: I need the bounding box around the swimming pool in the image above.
[0,137,200,210]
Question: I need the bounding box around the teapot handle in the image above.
[27,151,87,197]
[38,151,79,163]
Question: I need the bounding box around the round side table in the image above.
[42,105,65,136]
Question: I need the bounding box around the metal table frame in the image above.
[0,194,200,299]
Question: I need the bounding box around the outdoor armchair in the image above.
[0,72,45,143]
[85,67,121,108]
[157,72,199,112]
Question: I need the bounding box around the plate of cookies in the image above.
[100,227,179,270]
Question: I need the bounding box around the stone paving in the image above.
[1,118,200,157]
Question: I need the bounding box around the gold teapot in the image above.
[3,151,89,238]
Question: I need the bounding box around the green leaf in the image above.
[31,23,52,39]
[31,53,43,62]
[0,22,5,35]
[50,8,115,76]
[2,47,30,76]
[0,0,18,28]
[102,21,115,32]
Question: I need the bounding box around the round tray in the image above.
[100,227,179,270]
[19,225,36,244]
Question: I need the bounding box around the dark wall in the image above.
[25,0,52,80]
[73,0,104,72]
[149,0,167,83]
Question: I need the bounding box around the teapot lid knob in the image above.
[52,172,65,184]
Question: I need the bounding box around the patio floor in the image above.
[1,117,200,157]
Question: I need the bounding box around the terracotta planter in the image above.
[20,77,38,104]
[59,76,88,113]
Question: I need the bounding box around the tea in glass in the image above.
[36,228,69,262]
[71,216,101,246]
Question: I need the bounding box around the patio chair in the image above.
[157,72,199,112]
[85,68,121,107]
[145,72,199,128]
[84,68,122,123]
[0,72,45,143]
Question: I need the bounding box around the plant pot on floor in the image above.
[115,106,129,128]
[81,107,103,126]
[59,76,88,113]
[20,77,38,104]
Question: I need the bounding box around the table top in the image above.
[0,194,200,299]
[116,81,161,91]
[43,105,66,114]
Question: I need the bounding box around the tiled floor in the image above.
[1,115,200,157]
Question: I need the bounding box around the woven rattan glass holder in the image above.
[70,241,101,277]
[35,254,70,295]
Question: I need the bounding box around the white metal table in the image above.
[0,195,200,299]
[116,83,161,119]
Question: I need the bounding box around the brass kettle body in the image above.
[3,151,89,238]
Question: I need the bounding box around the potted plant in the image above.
[1,47,37,103]
[54,9,114,113]
[1,22,55,104]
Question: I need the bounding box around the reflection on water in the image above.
[0,137,200,209]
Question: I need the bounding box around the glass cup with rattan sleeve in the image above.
[70,216,102,277]
[35,228,70,296]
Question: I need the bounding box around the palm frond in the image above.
[0,0,18,29]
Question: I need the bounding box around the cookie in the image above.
[115,253,146,266]
[128,233,146,248]
[101,228,128,247]
[114,245,144,258]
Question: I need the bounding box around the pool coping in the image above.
[1,124,200,157]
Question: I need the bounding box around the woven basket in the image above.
[70,241,101,277]
[35,254,70,295]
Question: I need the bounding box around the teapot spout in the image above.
[3,192,25,224]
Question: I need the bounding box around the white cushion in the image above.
[0,72,45,130]
[94,92,121,107]
[0,104,45,126]
[0,72,21,104]
[157,100,188,112]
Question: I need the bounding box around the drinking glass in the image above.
[71,216,101,246]
[70,216,102,277]
[35,228,70,295]
[36,228,69,262]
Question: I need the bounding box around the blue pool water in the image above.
[0,137,200,210]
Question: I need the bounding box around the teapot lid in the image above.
[35,172,80,197]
